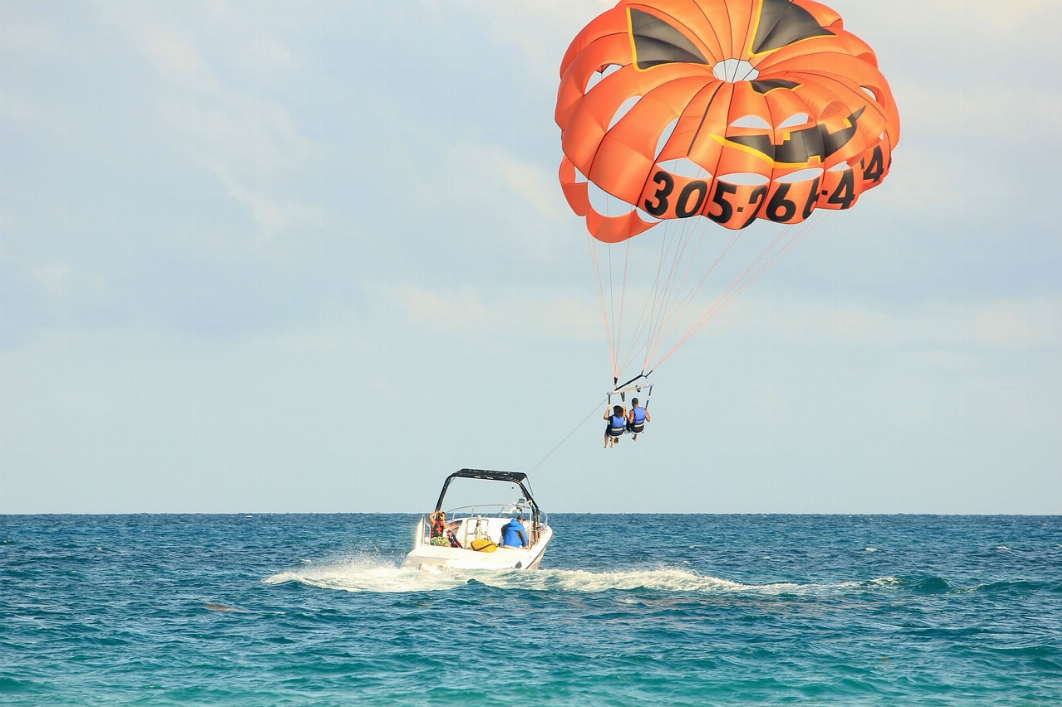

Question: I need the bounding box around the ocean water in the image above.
[2,514,1060,706]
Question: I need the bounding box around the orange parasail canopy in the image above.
[556,0,900,243]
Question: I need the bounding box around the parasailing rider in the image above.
[604,404,627,449]
[626,398,651,441]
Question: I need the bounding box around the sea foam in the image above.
[265,557,901,596]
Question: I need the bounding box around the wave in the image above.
[264,557,903,596]
[0,676,38,694]
[264,557,466,593]
[876,576,1062,596]
[972,579,1061,595]
[907,575,953,594]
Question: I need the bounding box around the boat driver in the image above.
[501,515,529,549]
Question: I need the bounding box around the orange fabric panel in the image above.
[588,136,657,204]
[557,34,632,128]
[558,156,591,217]
[587,207,659,244]
[818,163,865,211]
[703,178,771,229]
[561,155,658,243]
[758,177,822,224]
[559,9,631,79]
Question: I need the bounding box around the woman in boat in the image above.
[429,511,462,548]
[430,511,447,538]
[604,404,627,449]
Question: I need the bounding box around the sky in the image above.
[1,0,1059,514]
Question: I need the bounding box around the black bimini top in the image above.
[433,468,537,513]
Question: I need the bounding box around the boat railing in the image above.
[446,502,528,519]
[415,503,548,547]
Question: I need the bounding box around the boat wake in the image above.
[264,557,902,595]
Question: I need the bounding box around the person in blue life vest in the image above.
[604,404,627,449]
[501,515,528,549]
[626,397,651,441]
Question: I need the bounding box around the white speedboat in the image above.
[402,469,554,571]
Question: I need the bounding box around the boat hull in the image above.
[403,527,553,571]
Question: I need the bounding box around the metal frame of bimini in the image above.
[433,469,544,532]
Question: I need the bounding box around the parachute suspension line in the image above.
[645,220,781,365]
[641,214,703,371]
[642,213,719,371]
[613,217,680,375]
[603,189,623,378]
[655,210,829,369]
[623,210,703,375]
[586,230,619,379]
[595,235,638,380]
[644,224,745,368]
[615,237,632,372]
[655,222,804,368]
[619,222,675,373]
[611,239,620,365]
[671,222,801,341]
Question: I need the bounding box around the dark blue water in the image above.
[2,515,1060,705]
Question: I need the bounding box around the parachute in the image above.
[556,0,899,386]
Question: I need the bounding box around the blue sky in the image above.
[1,0,1059,514]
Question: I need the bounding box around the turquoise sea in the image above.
[2,514,1061,705]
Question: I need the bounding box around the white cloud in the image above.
[0,12,61,56]
[30,262,108,301]
[384,283,601,343]
[32,262,74,298]
[885,146,956,213]
[142,26,209,88]
[737,293,1062,352]
[206,162,327,240]
[898,78,1062,134]
[970,297,1062,349]
[0,90,43,127]
[445,0,612,84]
[435,139,576,259]
[385,279,1062,359]
[97,2,321,237]
[449,140,561,219]
[961,0,1061,40]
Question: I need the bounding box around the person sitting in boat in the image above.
[429,511,462,548]
[626,397,651,441]
[501,515,529,549]
[604,404,627,449]
[430,511,447,538]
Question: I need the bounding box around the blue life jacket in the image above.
[631,406,647,424]
[608,414,626,436]
[502,520,525,547]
